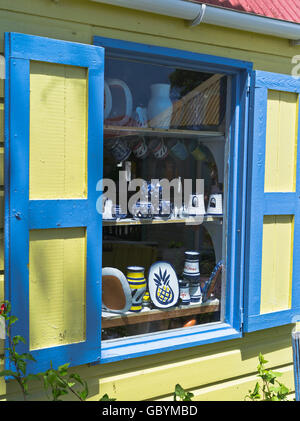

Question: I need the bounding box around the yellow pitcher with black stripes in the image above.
[126,266,147,312]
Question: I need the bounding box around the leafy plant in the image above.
[245,353,290,401]
[0,301,39,400]
[41,362,89,401]
[173,383,194,401]
[0,300,115,401]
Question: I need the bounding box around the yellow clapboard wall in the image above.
[0,0,300,401]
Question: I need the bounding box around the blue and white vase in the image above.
[183,251,201,283]
[126,266,147,312]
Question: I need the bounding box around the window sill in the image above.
[99,322,241,364]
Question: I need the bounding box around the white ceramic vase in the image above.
[147,83,173,129]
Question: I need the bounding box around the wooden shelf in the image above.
[103,215,223,226]
[104,125,224,140]
[102,300,219,328]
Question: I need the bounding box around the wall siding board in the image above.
[157,365,295,401]
[0,0,298,401]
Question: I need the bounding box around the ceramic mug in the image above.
[188,140,207,161]
[126,266,147,312]
[105,137,131,162]
[131,137,149,159]
[149,137,168,159]
[168,139,189,160]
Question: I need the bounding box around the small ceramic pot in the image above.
[142,291,152,309]
[179,280,190,306]
[187,194,206,216]
[105,137,131,162]
[189,282,202,304]
[183,251,201,283]
[126,266,147,312]
[207,194,223,215]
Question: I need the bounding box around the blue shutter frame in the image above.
[4,33,104,372]
[244,70,300,332]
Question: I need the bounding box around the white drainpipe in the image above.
[90,0,300,42]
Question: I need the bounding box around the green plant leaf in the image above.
[99,393,116,401]
[69,373,84,386]
[12,335,26,346]
[20,353,36,362]
[8,316,18,326]
[258,353,268,365]
[58,363,70,377]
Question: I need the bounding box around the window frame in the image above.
[94,36,252,364]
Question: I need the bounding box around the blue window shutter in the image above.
[4,33,104,372]
[244,70,300,332]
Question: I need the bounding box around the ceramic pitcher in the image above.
[147,83,173,129]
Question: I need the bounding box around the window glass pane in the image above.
[101,57,228,340]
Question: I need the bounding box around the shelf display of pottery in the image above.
[102,250,222,326]
[102,60,227,339]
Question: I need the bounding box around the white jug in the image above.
[147,83,173,129]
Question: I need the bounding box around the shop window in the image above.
[101,57,228,340]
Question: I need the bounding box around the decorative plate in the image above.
[148,262,179,309]
[102,267,132,314]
